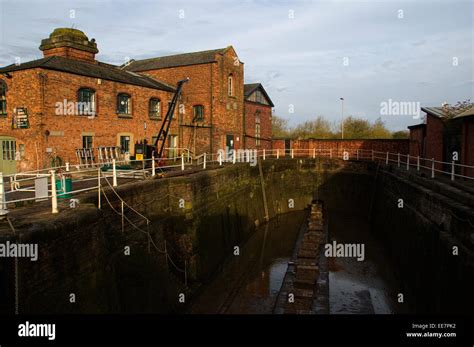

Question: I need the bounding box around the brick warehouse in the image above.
[408,106,474,176]
[0,28,275,173]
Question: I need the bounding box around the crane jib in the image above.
[153,78,189,160]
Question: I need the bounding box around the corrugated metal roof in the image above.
[0,56,175,92]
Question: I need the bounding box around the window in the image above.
[149,98,161,119]
[255,124,261,146]
[77,88,96,116]
[0,80,6,116]
[228,74,233,96]
[117,93,131,115]
[2,140,15,160]
[82,135,93,149]
[193,105,204,121]
[120,135,130,153]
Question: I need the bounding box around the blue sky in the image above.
[0,0,472,131]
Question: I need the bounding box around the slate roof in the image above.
[454,107,474,119]
[244,83,274,107]
[0,56,175,92]
[422,106,473,119]
[407,123,426,129]
[421,107,449,118]
[123,48,229,71]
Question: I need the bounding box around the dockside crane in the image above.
[153,77,189,160]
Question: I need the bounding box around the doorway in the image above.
[226,134,234,160]
[0,136,16,175]
[285,139,291,157]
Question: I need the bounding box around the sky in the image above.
[0,0,472,131]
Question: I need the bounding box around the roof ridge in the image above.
[133,47,226,63]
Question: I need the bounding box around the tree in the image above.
[392,130,409,139]
[272,115,290,138]
[441,99,473,119]
[293,116,334,139]
[369,117,392,139]
[340,116,372,139]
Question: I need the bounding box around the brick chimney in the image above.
[39,28,98,63]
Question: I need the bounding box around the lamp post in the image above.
[340,97,344,139]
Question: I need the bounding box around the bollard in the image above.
[277,149,280,159]
[386,152,389,165]
[417,156,420,171]
[219,151,222,166]
[66,162,70,172]
[291,149,294,159]
[181,154,185,171]
[0,172,8,219]
[431,158,435,178]
[203,153,207,169]
[313,148,316,159]
[330,149,332,159]
[233,150,236,164]
[112,159,117,187]
[356,149,359,161]
[152,156,156,176]
[451,161,455,181]
[406,154,410,171]
[263,149,266,160]
[50,170,58,214]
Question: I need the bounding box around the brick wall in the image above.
[0,68,173,170]
[408,125,426,157]
[244,101,272,150]
[425,114,445,169]
[140,47,245,155]
[42,47,96,63]
[461,117,474,177]
[272,138,409,155]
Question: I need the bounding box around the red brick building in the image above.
[0,28,275,173]
[408,106,474,176]
[407,123,426,157]
[243,83,274,150]
[123,46,247,155]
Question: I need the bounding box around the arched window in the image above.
[193,105,204,121]
[149,98,161,119]
[77,88,96,116]
[228,74,233,96]
[117,93,131,115]
[0,80,7,116]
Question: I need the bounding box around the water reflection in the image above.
[327,211,399,314]
[189,211,306,314]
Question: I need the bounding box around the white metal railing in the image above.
[1,147,473,216]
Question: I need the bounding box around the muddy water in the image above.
[327,210,401,314]
[189,207,401,314]
[189,211,306,314]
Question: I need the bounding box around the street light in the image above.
[340,97,344,139]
